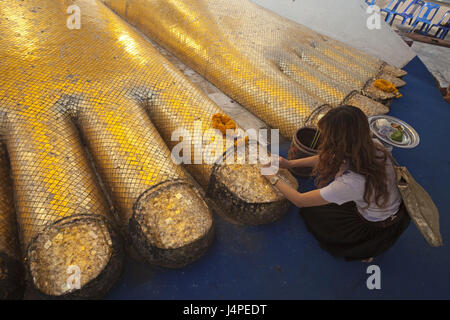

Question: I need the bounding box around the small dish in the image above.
[368,115,420,149]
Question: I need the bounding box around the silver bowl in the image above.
[368,115,420,149]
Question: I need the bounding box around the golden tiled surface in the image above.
[103,0,406,139]
[0,0,218,296]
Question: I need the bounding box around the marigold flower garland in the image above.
[212,113,248,147]
[374,79,403,98]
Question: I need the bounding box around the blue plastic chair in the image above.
[365,0,376,5]
[428,10,450,39]
[411,2,441,33]
[381,0,407,24]
[434,25,449,40]
[390,0,425,26]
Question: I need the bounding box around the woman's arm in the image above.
[264,175,329,208]
[283,155,319,169]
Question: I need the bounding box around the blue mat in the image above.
[106,57,450,300]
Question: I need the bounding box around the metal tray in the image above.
[368,115,420,149]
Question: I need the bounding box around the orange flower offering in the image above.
[211,114,250,148]
[374,79,402,98]
[212,113,237,134]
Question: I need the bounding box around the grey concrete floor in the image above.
[412,41,450,90]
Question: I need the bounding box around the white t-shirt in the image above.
[319,143,402,222]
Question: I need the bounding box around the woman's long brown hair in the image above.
[314,105,390,208]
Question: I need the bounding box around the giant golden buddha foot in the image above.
[73,96,213,269]
[0,0,217,297]
[2,107,124,298]
[0,147,24,299]
[103,0,407,139]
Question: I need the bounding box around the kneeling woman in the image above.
[264,106,410,262]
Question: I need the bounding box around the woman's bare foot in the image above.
[361,257,374,263]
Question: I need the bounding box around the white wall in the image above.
[251,0,416,67]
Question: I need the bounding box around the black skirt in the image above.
[299,201,410,261]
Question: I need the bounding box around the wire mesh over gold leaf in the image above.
[0,0,220,297]
[103,0,406,139]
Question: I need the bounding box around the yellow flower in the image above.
[212,113,237,135]
[374,79,402,99]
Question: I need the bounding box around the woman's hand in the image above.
[278,156,292,169]
[261,156,291,170]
